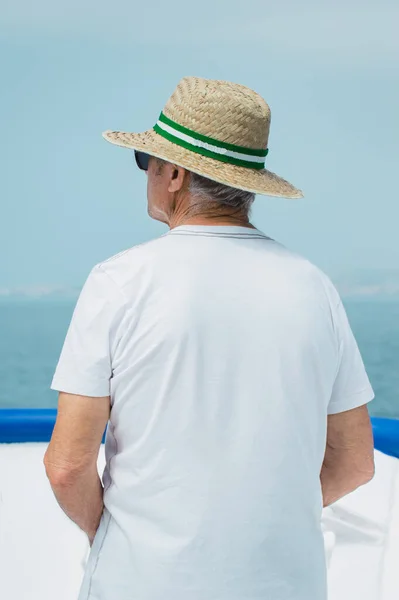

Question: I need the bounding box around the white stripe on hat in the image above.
[155,119,265,164]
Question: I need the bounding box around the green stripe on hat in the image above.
[153,112,268,170]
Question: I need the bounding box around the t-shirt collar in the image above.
[168,224,267,236]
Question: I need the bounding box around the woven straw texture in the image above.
[103,77,303,199]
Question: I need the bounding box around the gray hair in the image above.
[153,157,255,215]
[188,171,255,213]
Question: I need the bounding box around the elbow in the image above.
[43,454,78,487]
[43,452,52,480]
[44,460,70,487]
[43,451,56,482]
[365,464,375,484]
[43,452,95,487]
[356,458,375,487]
[44,465,82,488]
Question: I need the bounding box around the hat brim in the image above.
[102,128,303,199]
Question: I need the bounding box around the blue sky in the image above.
[1,0,398,291]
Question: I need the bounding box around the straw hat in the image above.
[103,76,303,199]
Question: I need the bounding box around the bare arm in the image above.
[320,404,375,507]
[44,392,110,545]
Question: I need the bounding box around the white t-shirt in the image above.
[51,224,374,600]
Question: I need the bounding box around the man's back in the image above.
[52,224,374,600]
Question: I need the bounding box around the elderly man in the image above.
[44,77,375,600]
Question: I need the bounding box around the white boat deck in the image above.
[1,444,398,600]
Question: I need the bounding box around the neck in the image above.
[166,184,256,230]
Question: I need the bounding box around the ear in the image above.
[168,165,186,193]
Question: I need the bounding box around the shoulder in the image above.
[266,243,345,335]
[89,233,171,297]
[99,233,170,268]
[270,241,341,302]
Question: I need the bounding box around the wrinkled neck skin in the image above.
[166,189,256,231]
